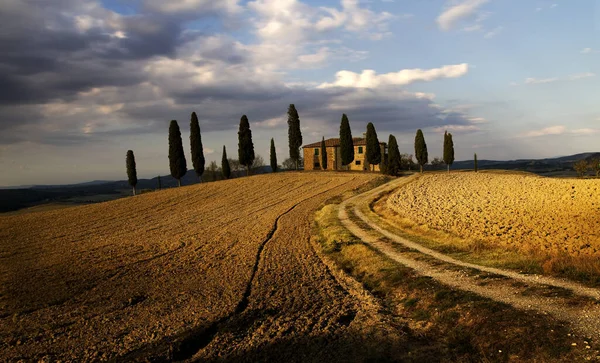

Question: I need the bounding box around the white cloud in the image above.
[318,63,469,89]
[581,48,593,54]
[433,125,481,133]
[521,126,600,138]
[550,3,558,8]
[437,0,489,31]
[519,72,595,85]
[521,125,566,138]
[568,72,596,80]
[484,26,503,39]
[462,24,482,32]
[203,147,215,155]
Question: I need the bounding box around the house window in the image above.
[314,148,319,156]
[355,160,361,165]
[314,162,321,168]
[358,146,363,154]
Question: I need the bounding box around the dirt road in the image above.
[339,175,600,341]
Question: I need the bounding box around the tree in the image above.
[474,153,478,172]
[238,115,255,176]
[443,131,455,173]
[270,138,277,173]
[222,146,231,179]
[157,175,162,190]
[431,157,444,167]
[189,112,205,182]
[126,150,138,196]
[251,154,265,172]
[574,160,589,177]
[414,129,428,173]
[589,158,600,177]
[228,158,241,172]
[287,104,302,170]
[387,135,401,176]
[168,120,187,187]
[321,137,328,170]
[206,161,219,182]
[366,122,382,171]
[283,157,302,170]
[339,114,354,169]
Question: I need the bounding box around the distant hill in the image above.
[0,166,276,213]
[433,152,600,174]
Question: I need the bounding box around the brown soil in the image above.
[0,172,398,362]
[387,173,600,257]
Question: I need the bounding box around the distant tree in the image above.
[574,160,589,177]
[287,104,302,170]
[228,158,241,172]
[222,146,231,179]
[443,131,455,173]
[590,158,600,177]
[270,138,277,172]
[387,135,401,176]
[414,129,428,173]
[321,137,328,170]
[339,114,354,169]
[431,157,444,167]
[380,152,388,174]
[157,175,162,190]
[238,115,255,176]
[206,161,219,182]
[474,153,478,172]
[366,122,382,171]
[168,120,187,187]
[282,157,296,170]
[126,150,137,196]
[190,112,205,182]
[251,155,265,170]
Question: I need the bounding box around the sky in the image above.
[0,0,599,186]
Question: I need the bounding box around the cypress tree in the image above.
[238,115,255,176]
[339,114,354,169]
[321,136,328,170]
[270,138,277,172]
[443,131,455,173]
[414,129,428,173]
[222,146,231,179]
[387,135,400,176]
[190,112,205,182]
[126,150,137,196]
[474,153,478,172]
[287,104,302,170]
[366,122,382,171]
[157,175,162,190]
[168,120,187,186]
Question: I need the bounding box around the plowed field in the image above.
[387,173,600,256]
[0,172,392,362]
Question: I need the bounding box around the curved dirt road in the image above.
[339,175,600,341]
[1,173,400,362]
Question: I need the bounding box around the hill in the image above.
[0,172,402,361]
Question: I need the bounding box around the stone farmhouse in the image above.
[302,137,387,171]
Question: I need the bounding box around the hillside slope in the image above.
[0,172,400,361]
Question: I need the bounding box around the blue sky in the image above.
[0,0,598,186]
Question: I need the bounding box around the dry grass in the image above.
[384,173,600,284]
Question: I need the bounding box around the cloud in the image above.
[520,126,566,138]
[519,126,599,138]
[484,26,503,39]
[518,72,595,85]
[142,0,241,16]
[318,63,469,88]
[437,0,489,31]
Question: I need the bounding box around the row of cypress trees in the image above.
[125,105,305,195]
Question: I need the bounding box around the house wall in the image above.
[303,144,385,171]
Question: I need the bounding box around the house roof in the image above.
[303,137,386,148]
